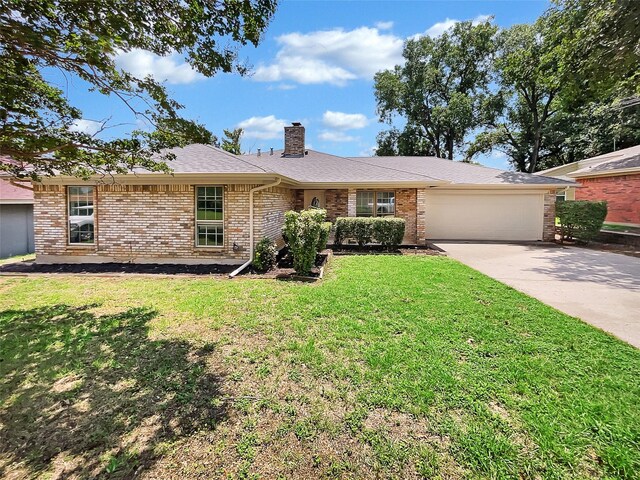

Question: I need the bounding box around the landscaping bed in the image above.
[329,243,444,256]
[0,261,236,276]
[241,248,331,281]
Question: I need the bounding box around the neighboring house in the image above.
[30,123,572,265]
[537,145,640,226]
[0,178,35,258]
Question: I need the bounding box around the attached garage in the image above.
[425,190,545,241]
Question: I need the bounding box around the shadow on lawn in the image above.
[0,304,226,478]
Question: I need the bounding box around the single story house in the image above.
[32,123,572,265]
[0,178,35,258]
[537,144,640,226]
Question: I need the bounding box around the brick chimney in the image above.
[284,122,305,156]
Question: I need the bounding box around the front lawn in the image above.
[1,256,638,479]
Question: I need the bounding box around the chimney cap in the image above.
[291,122,302,127]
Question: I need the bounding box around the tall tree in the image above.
[545,0,640,104]
[374,20,498,160]
[221,128,243,155]
[468,22,561,173]
[0,0,277,179]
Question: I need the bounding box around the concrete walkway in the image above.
[437,242,640,348]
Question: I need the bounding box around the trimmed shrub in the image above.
[557,200,607,242]
[253,237,277,272]
[317,221,332,251]
[334,217,406,249]
[334,217,372,247]
[282,208,329,275]
[371,217,405,248]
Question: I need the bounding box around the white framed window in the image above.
[356,191,395,217]
[195,186,224,247]
[68,186,95,244]
[556,190,566,202]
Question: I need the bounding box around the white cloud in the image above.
[237,115,287,140]
[375,21,394,30]
[322,111,369,130]
[267,83,297,91]
[414,14,493,39]
[253,17,493,86]
[115,49,203,85]
[318,130,358,143]
[70,119,102,136]
[253,26,404,86]
[357,146,377,157]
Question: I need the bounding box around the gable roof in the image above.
[537,145,640,179]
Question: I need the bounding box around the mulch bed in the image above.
[240,249,330,281]
[0,261,236,276]
[329,244,444,256]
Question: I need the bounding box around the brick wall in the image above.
[416,188,427,244]
[575,174,640,225]
[33,183,296,263]
[395,189,417,244]
[543,190,556,242]
[324,189,348,222]
[254,186,296,248]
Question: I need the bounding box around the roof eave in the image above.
[568,167,640,178]
[37,172,298,186]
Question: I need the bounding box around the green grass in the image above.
[0,256,638,479]
[602,223,640,234]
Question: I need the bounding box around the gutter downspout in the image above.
[229,177,282,277]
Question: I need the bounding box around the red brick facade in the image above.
[575,174,640,225]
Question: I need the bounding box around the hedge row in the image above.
[334,217,405,248]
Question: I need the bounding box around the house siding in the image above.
[33,183,294,263]
[575,174,640,225]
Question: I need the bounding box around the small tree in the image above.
[221,128,243,155]
[282,209,328,275]
[557,200,607,243]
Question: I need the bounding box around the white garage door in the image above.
[425,191,544,241]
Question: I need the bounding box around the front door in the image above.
[303,190,326,209]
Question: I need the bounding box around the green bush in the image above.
[334,217,372,247]
[372,217,405,247]
[317,221,332,251]
[282,209,329,275]
[557,200,608,242]
[253,237,277,272]
[334,217,406,249]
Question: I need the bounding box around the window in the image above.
[556,190,566,202]
[196,186,224,246]
[356,191,395,217]
[68,186,95,244]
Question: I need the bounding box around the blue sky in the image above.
[58,0,550,169]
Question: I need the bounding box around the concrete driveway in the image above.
[437,242,640,348]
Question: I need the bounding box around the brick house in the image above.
[537,145,640,226]
[32,123,571,265]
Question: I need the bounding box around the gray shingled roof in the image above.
[350,156,573,186]
[572,152,640,175]
[240,149,442,184]
[150,144,269,174]
[145,144,573,186]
